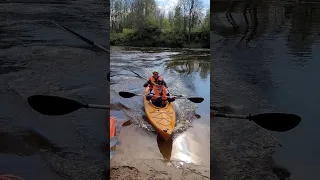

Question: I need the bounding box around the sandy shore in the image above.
[110,159,209,180]
[107,116,210,180]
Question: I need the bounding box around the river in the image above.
[212,0,320,179]
[0,1,108,179]
[109,46,210,177]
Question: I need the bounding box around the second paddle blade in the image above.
[119,91,136,98]
[250,113,301,132]
[28,95,85,115]
[188,97,204,103]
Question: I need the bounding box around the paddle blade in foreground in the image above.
[119,91,136,98]
[250,113,301,132]
[28,95,85,115]
[187,97,204,103]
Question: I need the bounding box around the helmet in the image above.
[152,70,159,74]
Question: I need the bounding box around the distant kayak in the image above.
[143,86,176,141]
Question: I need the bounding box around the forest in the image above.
[110,0,210,48]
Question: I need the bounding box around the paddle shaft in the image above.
[214,113,248,119]
[51,20,109,53]
[87,104,110,109]
[128,69,185,97]
[128,69,163,86]
[135,94,178,99]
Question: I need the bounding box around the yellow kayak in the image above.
[143,86,176,141]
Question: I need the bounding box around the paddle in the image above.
[28,95,109,115]
[127,68,148,81]
[127,69,187,98]
[213,112,301,132]
[51,20,109,53]
[118,91,204,103]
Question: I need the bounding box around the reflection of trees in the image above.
[165,54,210,80]
[211,0,265,46]
[285,4,318,62]
[211,0,291,46]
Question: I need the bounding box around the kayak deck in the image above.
[143,86,176,141]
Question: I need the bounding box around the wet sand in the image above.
[109,116,210,180]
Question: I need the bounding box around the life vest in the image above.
[152,86,168,101]
[149,76,163,86]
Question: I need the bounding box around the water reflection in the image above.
[212,1,319,52]
[165,52,210,80]
[157,135,173,162]
[212,1,320,179]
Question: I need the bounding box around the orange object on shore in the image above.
[110,116,117,153]
[110,116,116,138]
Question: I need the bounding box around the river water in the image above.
[110,46,210,170]
[0,1,108,179]
[212,0,320,179]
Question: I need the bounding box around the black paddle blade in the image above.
[28,95,85,115]
[250,113,301,132]
[119,91,136,98]
[187,97,204,103]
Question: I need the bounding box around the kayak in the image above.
[143,86,176,141]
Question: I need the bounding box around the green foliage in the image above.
[110,28,137,45]
[110,0,209,48]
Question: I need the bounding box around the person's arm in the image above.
[146,89,154,100]
[143,79,151,87]
[163,80,168,88]
[166,90,175,102]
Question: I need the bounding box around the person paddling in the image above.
[143,70,168,91]
[146,80,175,107]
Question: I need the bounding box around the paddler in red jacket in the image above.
[143,70,168,91]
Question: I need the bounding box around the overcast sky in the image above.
[156,0,210,16]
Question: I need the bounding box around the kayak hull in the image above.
[143,86,176,141]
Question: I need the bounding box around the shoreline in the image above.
[110,44,210,49]
[109,159,210,180]
[108,118,210,180]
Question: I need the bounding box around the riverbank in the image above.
[110,34,210,49]
[110,159,209,179]
[108,118,210,180]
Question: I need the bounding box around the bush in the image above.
[110,27,209,48]
[110,28,137,45]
